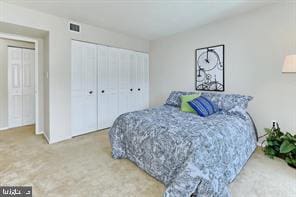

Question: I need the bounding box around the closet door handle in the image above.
[137,88,141,91]
[130,88,133,92]
[89,91,93,94]
[101,90,105,93]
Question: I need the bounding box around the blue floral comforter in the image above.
[109,105,257,197]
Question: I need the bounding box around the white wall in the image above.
[0,26,49,136]
[36,37,45,134]
[43,34,50,140]
[0,1,149,143]
[150,3,296,135]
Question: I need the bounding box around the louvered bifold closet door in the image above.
[71,41,97,136]
[97,45,119,129]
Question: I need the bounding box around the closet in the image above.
[71,41,98,136]
[71,40,149,136]
[8,47,35,128]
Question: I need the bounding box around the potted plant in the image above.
[262,125,296,169]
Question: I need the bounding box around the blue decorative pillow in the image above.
[188,96,219,117]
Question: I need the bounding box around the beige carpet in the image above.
[0,126,295,197]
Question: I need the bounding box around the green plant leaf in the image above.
[264,128,272,134]
[285,133,293,138]
[285,157,296,168]
[267,140,274,146]
[281,134,296,142]
[280,140,296,154]
[264,146,276,158]
[263,128,296,168]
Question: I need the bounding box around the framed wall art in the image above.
[195,45,224,91]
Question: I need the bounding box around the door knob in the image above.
[101,90,105,93]
[130,88,133,91]
[137,88,141,91]
[89,91,93,94]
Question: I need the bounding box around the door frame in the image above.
[0,32,41,134]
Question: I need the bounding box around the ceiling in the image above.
[7,0,273,40]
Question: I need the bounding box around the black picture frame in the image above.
[195,44,225,92]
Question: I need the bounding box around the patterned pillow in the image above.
[201,92,253,111]
[165,91,197,107]
[188,96,220,117]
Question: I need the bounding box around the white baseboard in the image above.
[49,136,71,144]
[43,132,50,144]
[257,137,266,147]
[43,133,72,144]
[0,126,44,136]
[0,127,9,131]
[257,142,263,147]
[35,130,43,135]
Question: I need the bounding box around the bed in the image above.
[109,92,257,197]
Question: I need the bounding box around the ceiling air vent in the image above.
[69,23,80,32]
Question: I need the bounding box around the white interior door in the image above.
[71,40,97,136]
[135,52,145,110]
[130,52,149,111]
[71,41,84,134]
[118,49,130,115]
[22,49,35,125]
[84,42,98,132]
[72,42,149,134]
[97,46,119,129]
[8,47,35,128]
[8,47,23,128]
[128,51,138,112]
[142,53,149,109]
